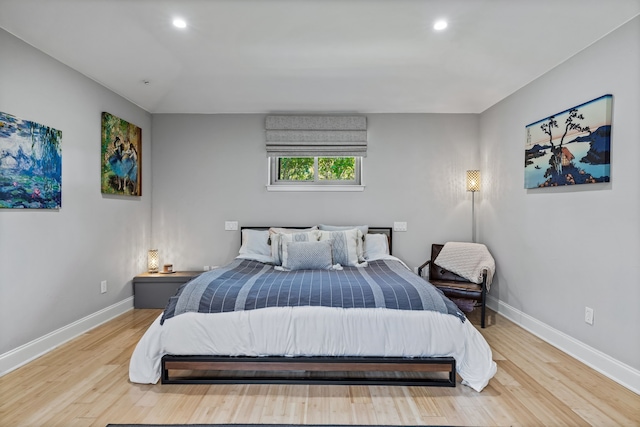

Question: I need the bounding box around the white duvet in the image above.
[129,304,497,391]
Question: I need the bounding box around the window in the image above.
[268,156,363,190]
[264,115,367,191]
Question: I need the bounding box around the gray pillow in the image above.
[284,241,333,270]
[272,230,319,266]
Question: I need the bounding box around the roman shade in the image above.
[265,115,367,157]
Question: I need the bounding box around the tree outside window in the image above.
[273,157,360,185]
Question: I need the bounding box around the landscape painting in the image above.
[0,112,62,209]
[101,112,141,196]
[525,94,612,189]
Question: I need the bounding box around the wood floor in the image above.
[1,309,638,427]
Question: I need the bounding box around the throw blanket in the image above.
[161,258,464,324]
[434,242,495,290]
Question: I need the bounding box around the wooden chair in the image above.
[418,244,488,328]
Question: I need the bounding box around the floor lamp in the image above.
[466,170,480,243]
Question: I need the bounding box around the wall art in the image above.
[525,94,612,189]
[101,112,141,196]
[0,111,62,209]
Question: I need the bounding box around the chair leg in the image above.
[480,285,488,328]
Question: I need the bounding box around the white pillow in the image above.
[269,226,318,235]
[239,229,271,256]
[318,224,368,235]
[271,230,320,266]
[283,241,333,270]
[318,229,363,266]
[364,233,390,260]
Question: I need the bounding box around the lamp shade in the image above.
[466,170,480,192]
[148,249,159,273]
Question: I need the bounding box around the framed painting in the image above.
[525,94,612,189]
[101,112,141,196]
[0,111,62,209]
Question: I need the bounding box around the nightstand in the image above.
[133,271,205,309]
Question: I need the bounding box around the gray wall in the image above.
[479,16,640,370]
[150,113,480,271]
[0,29,151,354]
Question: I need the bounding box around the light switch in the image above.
[224,221,238,231]
[393,222,407,232]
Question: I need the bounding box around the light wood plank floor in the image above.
[1,309,638,427]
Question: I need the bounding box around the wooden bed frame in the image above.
[159,226,457,387]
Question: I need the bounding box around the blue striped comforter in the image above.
[161,258,464,324]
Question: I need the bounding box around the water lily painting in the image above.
[0,112,62,209]
[525,94,612,189]
[101,112,141,196]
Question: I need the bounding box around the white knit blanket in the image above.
[434,242,495,290]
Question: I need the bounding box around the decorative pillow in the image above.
[318,228,363,266]
[271,230,320,266]
[283,241,333,270]
[318,225,367,261]
[238,229,271,256]
[364,233,390,260]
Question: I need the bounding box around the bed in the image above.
[129,226,497,392]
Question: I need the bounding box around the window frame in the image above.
[267,156,365,192]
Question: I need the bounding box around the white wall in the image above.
[479,16,640,372]
[150,113,480,271]
[0,29,151,355]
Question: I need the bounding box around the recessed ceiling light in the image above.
[434,20,448,31]
[173,18,187,29]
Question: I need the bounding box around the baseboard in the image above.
[0,297,134,377]
[487,296,639,394]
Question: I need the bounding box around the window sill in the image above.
[266,185,366,192]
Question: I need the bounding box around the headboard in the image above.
[240,226,393,255]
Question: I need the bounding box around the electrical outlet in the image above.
[203,266,210,271]
[585,307,594,325]
[100,280,107,294]
[393,221,407,232]
[225,221,238,231]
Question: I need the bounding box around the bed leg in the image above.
[449,358,457,386]
[161,358,169,384]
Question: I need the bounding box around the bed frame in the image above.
[161,355,456,386]
[160,226,457,387]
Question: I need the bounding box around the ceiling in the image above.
[1,0,639,114]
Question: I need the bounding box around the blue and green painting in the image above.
[525,94,612,189]
[101,112,141,196]
[0,112,62,209]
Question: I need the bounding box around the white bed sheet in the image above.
[129,304,496,391]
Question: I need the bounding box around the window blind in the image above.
[265,115,367,157]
